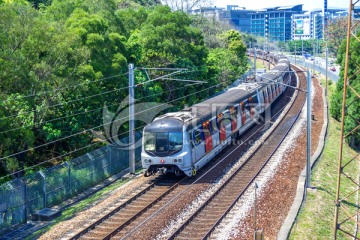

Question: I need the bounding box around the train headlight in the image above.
[144,159,152,163]
[173,159,177,163]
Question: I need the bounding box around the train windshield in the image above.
[144,132,183,154]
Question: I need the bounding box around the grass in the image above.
[26,177,131,239]
[289,78,360,239]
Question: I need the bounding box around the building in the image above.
[292,8,347,40]
[219,5,256,33]
[250,5,305,42]
[191,4,351,42]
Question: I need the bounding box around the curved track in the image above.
[168,65,306,240]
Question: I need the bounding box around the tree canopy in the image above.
[330,33,360,147]
[0,0,249,179]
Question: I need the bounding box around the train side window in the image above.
[253,94,258,104]
[240,102,245,112]
[244,99,250,111]
[189,131,194,147]
[211,119,218,133]
[193,129,203,145]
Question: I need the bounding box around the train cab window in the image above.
[144,132,183,153]
[194,129,203,145]
[168,132,183,151]
[144,132,155,151]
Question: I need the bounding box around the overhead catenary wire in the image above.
[0,72,129,104]
[0,69,201,121]
[0,77,231,162]
[0,85,131,121]
[0,82,203,135]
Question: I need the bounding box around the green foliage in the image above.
[330,32,360,146]
[287,39,323,55]
[0,0,250,180]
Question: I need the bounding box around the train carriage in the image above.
[142,54,291,177]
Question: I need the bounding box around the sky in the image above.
[213,0,349,12]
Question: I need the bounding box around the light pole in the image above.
[295,41,297,65]
[129,63,136,174]
[254,182,258,239]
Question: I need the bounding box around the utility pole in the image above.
[306,69,312,188]
[313,42,316,75]
[254,49,257,75]
[295,41,297,65]
[129,64,135,174]
[325,42,328,96]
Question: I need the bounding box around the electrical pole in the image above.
[313,42,316,75]
[306,69,312,188]
[325,42,328,96]
[295,41,297,65]
[254,49,257,76]
[129,64,135,174]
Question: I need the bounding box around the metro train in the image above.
[141,53,292,177]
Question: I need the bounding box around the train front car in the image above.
[142,117,192,177]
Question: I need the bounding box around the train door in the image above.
[223,111,232,139]
[210,119,220,148]
[263,89,268,104]
[192,128,205,162]
[230,107,237,132]
[240,101,246,125]
[272,84,276,99]
[202,122,213,153]
[248,97,254,118]
[267,86,272,102]
[217,113,226,142]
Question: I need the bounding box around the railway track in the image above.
[71,65,303,240]
[168,65,307,240]
[70,176,186,240]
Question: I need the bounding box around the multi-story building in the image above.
[250,5,304,42]
[219,5,256,33]
[292,8,347,40]
[191,4,350,42]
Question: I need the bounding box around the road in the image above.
[286,55,340,82]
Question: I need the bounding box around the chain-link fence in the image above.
[0,132,142,231]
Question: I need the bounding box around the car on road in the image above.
[329,66,336,72]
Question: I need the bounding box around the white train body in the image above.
[142,54,291,177]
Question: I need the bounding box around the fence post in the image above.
[87,153,95,183]
[109,146,113,175]
[39,171,46,208]
[21,178,27,221]
[65,162,71,197]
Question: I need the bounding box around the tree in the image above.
[330,34,360,146]
[326,17,348,57]
[161,0,214,13]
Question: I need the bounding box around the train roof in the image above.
[153,82,264,130]
[148,52,291,131]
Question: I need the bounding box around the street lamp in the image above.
[254,182,259,240]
